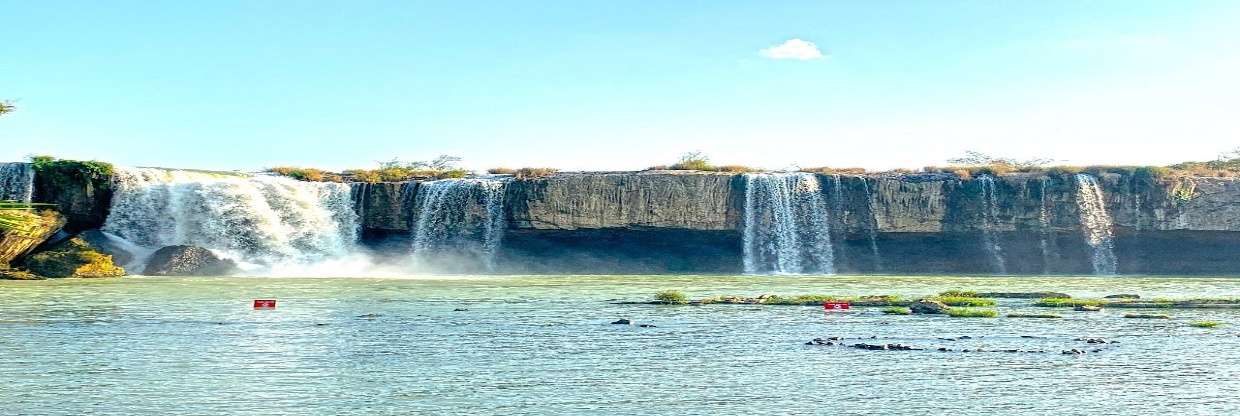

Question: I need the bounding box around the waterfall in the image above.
[0,162,35,202]
[351,182,371,225]
[102,167,360,271]
[859,178,883,271]
[741,173,834,275]
[828,174,849,268]
[977,176,1007,274]
[410,178,508,271]
[1038,177,1057,274]
[1074,174,1118,275]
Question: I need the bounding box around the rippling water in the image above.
[2,275,1239,415]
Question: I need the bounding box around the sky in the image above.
[1,0,1238,172]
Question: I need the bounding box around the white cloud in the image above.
[760,38,824,60]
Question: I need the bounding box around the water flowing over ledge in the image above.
[742,173,835,274]
[0,162,35,202]
[102,167,360,272]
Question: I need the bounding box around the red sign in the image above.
[253,299,277,309]
[823,301,851,310]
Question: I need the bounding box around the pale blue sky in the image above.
[2,1,1238,172]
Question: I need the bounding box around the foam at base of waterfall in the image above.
[103,167,361,273]
[742,173,835,275]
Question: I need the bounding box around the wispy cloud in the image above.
[760,38,824,60]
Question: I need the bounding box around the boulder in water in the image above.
[1074,305,1103,312]
[143,245,238,276]
[910,299,951,315]
[0,210,65,267]
[23,237,125,278]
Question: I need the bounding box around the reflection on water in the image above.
[2,275,1239,415]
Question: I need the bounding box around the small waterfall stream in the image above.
[410,178,508,271]
[977,176,1007,274]
[859,178,883,271]
[0,162,35,202]
[1074,174,1118,275]
[1037,177,1057,274]
[741,173,834,275]
[103,167,360,270]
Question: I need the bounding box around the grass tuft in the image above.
[931,296,997,307]
[881,307,911,315]
[946,308,998,318]
[1189,320,1222,328]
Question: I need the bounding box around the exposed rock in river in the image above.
[143,245,239,276]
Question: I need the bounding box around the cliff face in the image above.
[20,163,1240,274]
[0,210,66,267]
[505,172,740,230]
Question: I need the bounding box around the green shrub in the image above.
[947,308,998,318]
[654,290,688,305]
[939,290,978,298]
[487,167,517,175]
[714,165,760,173]
[1189,320,1221,328]
[882,307,911,315]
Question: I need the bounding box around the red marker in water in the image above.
[823,301,850,310]
[253,299,277,309]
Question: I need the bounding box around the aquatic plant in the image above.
[938,290,979,298]
[1006,313,1061,318]
[882,307,911,315]
[654,290,688,305]
[1189,321,1221,328]
[931,296,996,307]
[946,308,998,318]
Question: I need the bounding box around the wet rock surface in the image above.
[143,245,239,276]
[910,299,951,314]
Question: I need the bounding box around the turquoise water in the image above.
[3,275,1240,415]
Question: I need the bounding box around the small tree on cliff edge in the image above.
[0,101,14,117]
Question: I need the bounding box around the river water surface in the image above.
[2,275,1239,415]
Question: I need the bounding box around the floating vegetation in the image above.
[1006,313,1061,318]
[947,308,998,318]
[939,290,978,298]
[1190,321,1222,328]
[654,290,688,305]
[931,296,997,307]
[1123,314,1170,319]
[1035,297,1240,309]
[882,307,912,315]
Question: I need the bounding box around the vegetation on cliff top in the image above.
[269,155,470,183]
[0,100,14,117]
[649,151,759,173]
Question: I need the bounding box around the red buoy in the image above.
[253,299,277,309]
[823,301,850,310]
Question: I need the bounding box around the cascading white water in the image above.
[977,176,1007,274]
[410,178,508,271]
[742,173,834,275]
[103,167,360,271]
[1074,174,1118,275]
[0,162,35,202]
[1037,177,1056,274]
[859,178,883,271]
